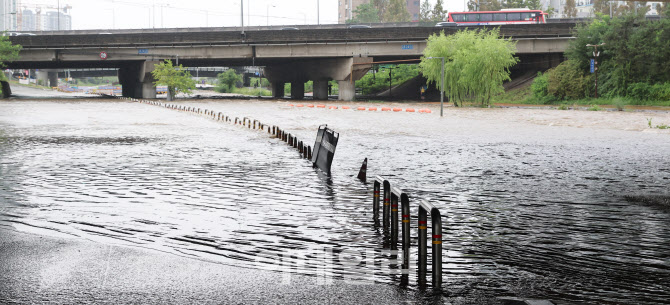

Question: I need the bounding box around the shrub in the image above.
[558,104,569,110]
[612,97,627,111]
[650,83,670,101]
[531,71,549,99]
[628,83,652,101]
[587,104,602,111]
[547,60,589,100]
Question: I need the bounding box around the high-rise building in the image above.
[338,0,421,24]
[1,0,18,32]
[407,0,420,21]
[45,10,71,31]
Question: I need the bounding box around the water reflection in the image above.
[1,99,669,304]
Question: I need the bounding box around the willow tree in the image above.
[0,35,21,95]
[151,60,195,101]
[420,29,518,107]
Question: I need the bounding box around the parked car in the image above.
[348,25,371,29]
[281,27,299,31]
[435,22,457,27]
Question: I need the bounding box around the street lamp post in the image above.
[317,0,320,25]
[586,43,605,99]
[427,57,445,117]
[241,0,244,35]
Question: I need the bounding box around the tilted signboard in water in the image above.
[311,125,339,174]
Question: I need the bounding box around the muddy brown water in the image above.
[1,98,669,304]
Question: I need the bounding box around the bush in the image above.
[587,104,602,111]
[612,97,627,111]
[547,60,590,100]
[650,83,670,101]
[531,71,549,98]
[216,70,242,93]
[628,83,652,101]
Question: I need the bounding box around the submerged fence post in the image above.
[383,180,391,233]
[400,193,410,275]
[418,200,443,290]
[373,176,383,226]
[391,187,401,253]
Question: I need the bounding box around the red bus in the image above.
[448,9,547,25]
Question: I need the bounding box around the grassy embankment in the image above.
[494,83,670,108]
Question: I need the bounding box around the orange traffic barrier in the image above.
[317,105,326,108]
[406,108,415,112]
[392,108,402,112]
[423,109,432,113]
[368,107,377,111]
[329,106,338,109]
[296,104,304,107]
[381,107,391,111]
[357,107,366,111]
[342,106,351,109]
[307,104,314,108]
[288,104,294,107]
[418,109,425,113]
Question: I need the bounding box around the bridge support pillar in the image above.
[264,56,372,102]
[271,82,285,98]
[338,81,355,101]
[290,82,304,100]
[313,80,329,100]
[118,61,158,99]
[48,72,58,88]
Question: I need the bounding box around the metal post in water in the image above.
[308,146,312,159]
[401,193,410,275]
[373,177,382,226]
[391,188,400,253]
[383,180,391,233]
[418,200,442,290]
[418,205,428,286]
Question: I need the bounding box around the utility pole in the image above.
[57,0,60,31]
[388,67,395,96]
[427,57,445,117]
[241,0,245,35]
[586,43,605,99]
[318,0,320,25]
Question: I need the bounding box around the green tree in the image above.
[372,0,389,22]
[431,0,448,21]
[347,3,380,23]
[216,69,242,93]
[0,35,21,94]
[0,35,21,68]
[593,0,612,16]
[504,0,525,9]
[419,0,432,22]
[564,0,577,18]
[385,0,411,22]
[524,0,542,10]
[151,60,195,101]
[467,0,502,11]
[420,28,518,107]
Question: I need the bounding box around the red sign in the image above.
[100,52,108,60]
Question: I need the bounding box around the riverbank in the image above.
[0,227,421,304]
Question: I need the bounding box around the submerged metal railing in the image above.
[372,176,443,289]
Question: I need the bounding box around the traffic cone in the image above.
[357,158,368,183]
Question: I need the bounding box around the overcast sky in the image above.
[20,0,467,30]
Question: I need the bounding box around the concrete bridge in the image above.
[8,24,574,100]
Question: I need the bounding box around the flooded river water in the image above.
[1,96,669,304]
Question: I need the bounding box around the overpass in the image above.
[8,24,574,100]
